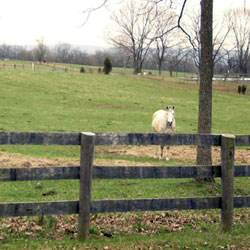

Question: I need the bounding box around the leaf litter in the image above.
[0,210,250,241]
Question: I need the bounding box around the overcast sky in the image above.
[0,0,249,48]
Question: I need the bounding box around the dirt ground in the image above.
[0,145,249,168]
[96,145,250,165]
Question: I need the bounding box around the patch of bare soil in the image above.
[0,151,79,168]
[0,145,249,168]
[96,145,250,165]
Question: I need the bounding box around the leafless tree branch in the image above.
[81,0,124,26]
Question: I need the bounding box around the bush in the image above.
[80,67,85,73]
[103,57,112,75]
[238,85,242,94]
[242,85,247,94]
[98,67,102,74]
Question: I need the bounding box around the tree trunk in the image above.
[133,60,142,74]
[158,61,162,76]
[196,0,214,182]
[169,65,173,77]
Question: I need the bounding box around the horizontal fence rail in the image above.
[95,133,222,146]
[1,165,250,181]
[0,132,250,146]
[1,196,250,217]
[0,132,80,145]
[0,201,79,217]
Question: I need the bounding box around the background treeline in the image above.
[0,43,197,74]
[1,43,250,76]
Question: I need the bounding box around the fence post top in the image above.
[81,132,96,137]
[221,134,235,139]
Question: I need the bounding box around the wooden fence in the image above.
[0,132,250,240]
[0,63,25,69]
[0,62,90,73]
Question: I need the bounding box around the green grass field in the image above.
[0,64,250,249]
[0,66,249,134]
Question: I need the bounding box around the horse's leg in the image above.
[165,145,170,161]
[155,146,159,159]
[160,144,164,160]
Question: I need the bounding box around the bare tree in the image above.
[54,43,72,63]
[187,10,231,70]
[0,44,31,61]
[34,39,48,63]
[224,49,238,73]
[109,1,161,74]
[153,10,178,75]
[0,44,12,59]
[227,8,250,74]
[166,47,189,76]
[186,12,201,68]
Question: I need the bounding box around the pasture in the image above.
[0,64,250,249]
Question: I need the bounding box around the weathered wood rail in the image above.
[0,132,250,240]
[1,165,250,181]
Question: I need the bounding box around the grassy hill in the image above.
[0,66,249,134]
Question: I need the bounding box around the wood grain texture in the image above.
[234,165,250,177]
[95,133,221,146]
[91,197,222,213]
[0,132,80,145]
[0,132,249,146]
[0,167,80,181]
[234,196,250,208]
[0,165,249,182]
[78,132,95,241]
[0,196,249,217]
[0,201,78,217]
[235,135,250,146]
[92,165,222,179]
[221,134,235,231]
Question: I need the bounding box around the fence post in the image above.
[221,134,235,231]
[78,132,96,241]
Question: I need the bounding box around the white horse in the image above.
[152,106,176,160]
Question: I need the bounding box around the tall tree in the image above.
[153,10,177,75]
[227,8,250,74]
[54,43,72,63]
[188,9,231,70]
[34,39,48,63]
[166,47,189,77]
[184,1,231,181]
[196,0,213,181]
[109,1,159,74]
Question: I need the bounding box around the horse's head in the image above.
[166,106,175,128]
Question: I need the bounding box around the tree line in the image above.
[0,41,196,74]
[1,40,242,76]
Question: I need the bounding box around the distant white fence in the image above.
[186,74,250,83]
